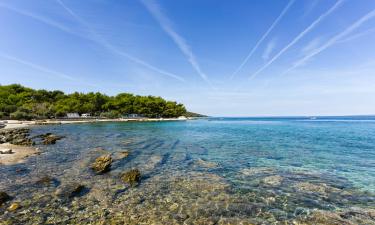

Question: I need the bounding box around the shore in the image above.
[1,117,189,129]
[0,143,39,165]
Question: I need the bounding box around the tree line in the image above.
[0,84,189,119]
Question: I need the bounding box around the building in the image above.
[123,114,144,119]
[81,113,91,118]
[66,113,80,118]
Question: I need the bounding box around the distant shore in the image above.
[1,117,191,129]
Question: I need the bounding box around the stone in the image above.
[262,175,283,186]
[35,176,55,186]
[42,134,64,145]
[192,158,218,168]
[0,128,34,146]
[8,202,20,211]
[121,169,141,186]
[55,183,85,198]
[0,149,13,154]
[0,191,11,205]
[91,154,112,174]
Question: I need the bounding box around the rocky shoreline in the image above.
[1,126,374,224]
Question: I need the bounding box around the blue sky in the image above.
[1,0,375,116]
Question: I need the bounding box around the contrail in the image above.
[0,2,79,37]
[55,0,185,82]
[230,0,295,79]
[280,8,375,77]
[248,0,344,80]
[336,27,375,43]
[0,53,99,87]
[139,0,211,86]
[1,1,185,82]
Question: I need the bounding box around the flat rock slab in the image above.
[0,143,39,165]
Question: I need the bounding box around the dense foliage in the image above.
[0,84,187,119]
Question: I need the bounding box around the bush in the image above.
[100,111,120,119]
[10,111,33,120]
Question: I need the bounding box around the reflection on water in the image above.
[1,118,375,224]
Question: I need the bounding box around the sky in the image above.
[1,0,375,116]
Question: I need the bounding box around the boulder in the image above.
[42,134,64,145]
[91,154,112,174]
[121,169,141,186]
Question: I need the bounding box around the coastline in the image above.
[1,117,191,129]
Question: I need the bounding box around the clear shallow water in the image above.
[1,117,375,224]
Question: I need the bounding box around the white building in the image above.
[66,113,80,118]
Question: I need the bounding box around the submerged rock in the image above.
[241,167,275,176]
[35,175,58,186]
[192,158,218,169]
[121,169,141,186]
[8,202,20,211]
[55,183,85,198]
[91,154,112,174]
[0,191,11,205]
[42,134,64,145]
[113,150,130,160]
[262,175,283,186]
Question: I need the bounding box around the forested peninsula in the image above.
[0,84,200,119]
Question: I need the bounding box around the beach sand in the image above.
[0,143,39,165]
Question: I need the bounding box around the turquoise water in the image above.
[1,117,375,224]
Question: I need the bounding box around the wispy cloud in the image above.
[280,8,375,77]
[139,0,211,86]
[230,0,295,79]
[248,0,344,80]
[55,0,185,82]
[336,27,375,43]
[0,2,80,37]
[56,0,186,82]
[0,52,98,87]
[262,38,277,61]
[1,1,185,82]
[301,37,322,55]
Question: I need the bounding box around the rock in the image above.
[192,158,218,168]
[55,183,85,198]
[121,169,141,186]
[293,182,340,196]
[0,149,13,154]
[0,128,34,146]
[241,167,275,176]
[169,203,179,211]
[35,176,55,186]
[42,134,64,145]
[262,175,283,186]
[8,202,20,211]
[113,150,130,160]
[0,191,11,205]
[91,154,112,174]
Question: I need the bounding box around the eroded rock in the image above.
[91,154,112,174]
[121,169,141,186]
